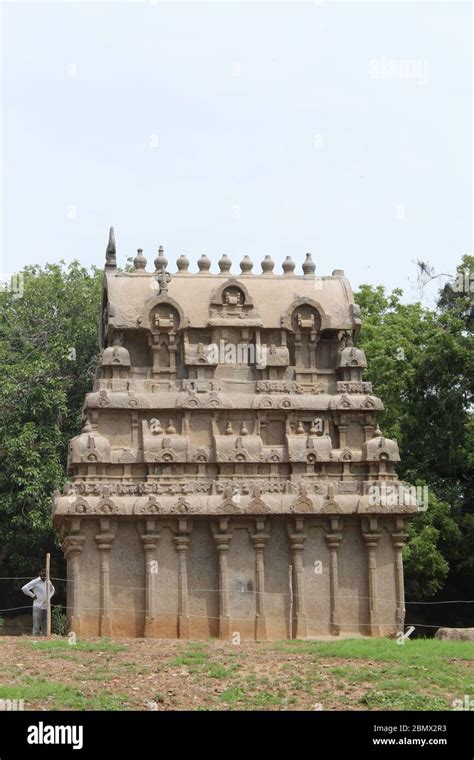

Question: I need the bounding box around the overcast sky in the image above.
[1,1,472,304]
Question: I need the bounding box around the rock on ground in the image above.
[435,627,474,641]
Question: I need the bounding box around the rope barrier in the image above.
[0,577,472,607]
[0,603,465,631]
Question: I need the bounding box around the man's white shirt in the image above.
[21,578,55,609]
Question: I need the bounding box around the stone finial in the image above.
[261,255,275,274]
[166,420,177,434]
[240,255,253,274]
[154,246,168,272]
[302,252,316,276]
[240,422,249,436]
[133,248,147,270]
[176,254,190,272]
[197,254,211,273]
[332,269,345,277]
[225,421,234,435]
[105,227,117,268]
[374,426,382,437]
[295,420,305,435]
[218,254,232,273]
[282,256,295,275]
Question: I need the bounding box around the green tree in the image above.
[0,261,103,575]
[355,256,473,605]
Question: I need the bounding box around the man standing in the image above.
[21,568,55,636]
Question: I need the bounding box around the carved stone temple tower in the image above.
[52,229,417,639]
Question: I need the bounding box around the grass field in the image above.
[0,636,472,711]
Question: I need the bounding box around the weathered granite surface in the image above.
[52,230,418,639]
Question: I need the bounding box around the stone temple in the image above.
[52,229,417,639]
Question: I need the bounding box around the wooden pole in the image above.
[46,553,51,637]
[288,564,293,640]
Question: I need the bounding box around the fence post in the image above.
[46,553,51,637]
[288,564,293,640]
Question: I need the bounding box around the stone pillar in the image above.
[139,518,160,637]
[62,519,85,635]
[338,424,347,449]
[287,518,307,639]
[363,424,374,442]
[212,519,232,640]
[342,459,351,480]
[174,518,191,639]
[294,333,302,368]
[362,518,381,637]
[94,518,116,637]
[325,517,342,636]
[168,333,177,373]
[131,411,139,448]
[149,334,161,375]
[251,518,269,640]
[391,518,408,632]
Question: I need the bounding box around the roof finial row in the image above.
[129,250,316,275]
[105,232,319,277]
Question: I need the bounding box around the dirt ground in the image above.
[0,635,472,711]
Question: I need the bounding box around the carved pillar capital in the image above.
[95,518,117,546]
[174,534,190,551]
[391,531,408,550]
[213,533,232,552]
[362,531,381,548]
[140,532,160,550]
[63,533,86,560]
[325,531,342,550]
[251,517,269,546]
[362,515,381,548]
[287,517,307,549]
